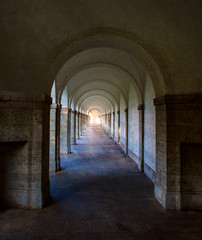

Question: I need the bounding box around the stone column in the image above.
[67,108,72,154]
[105,114,107,131]
[83,114,86,132]
[0,96,51,209]
[125,108,128,155]
[113,111,115,140]
[138,104,144,172]
[117,110,120,145]
[83,113,85,134]
[71,110,74,145]
[73,110,77,145]
[80,113,83,136]
[55,103,61,171]
[78,112,80,139]
[154,94,202,210]
[50,103,57,172]
[109,113,111,136]
[60,106,68,155]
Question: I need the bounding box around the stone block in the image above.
[29,172,42,190]
[0,125,32,142]
[32,109,43,123]
[0,99,50,209]
[32,125,42,141]
[3,190,28,208]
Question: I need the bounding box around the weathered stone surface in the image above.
[154,94,202,210]
[0,99,50,209]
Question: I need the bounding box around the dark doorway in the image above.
[180,142,202,210]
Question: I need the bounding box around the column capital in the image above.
[57,103,62,108]
[68,108,72,113]
[124,108,128,113]
[117,110,120,114]
[50,103,58,109]
[138,104,144,110]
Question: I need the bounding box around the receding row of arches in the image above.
[0,33,201,212]
[49,38,158,184]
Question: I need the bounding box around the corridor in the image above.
[0,124,202,240]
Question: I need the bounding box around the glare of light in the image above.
[96,117,100,124]
[90,116,100,124]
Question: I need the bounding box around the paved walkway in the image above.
[0,124,202,240]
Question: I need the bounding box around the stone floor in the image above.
[0,124,202,240]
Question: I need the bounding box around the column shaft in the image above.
[113,112,115,139]
[78,112,80,139]
[55,104,61,171]
[138,104,144,172]
[125,108,128,155]
[73,110,77,145]
[117,110,120,145]
[67,108,72,154]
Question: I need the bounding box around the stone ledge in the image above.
[154,94,202,106]
[0,92,52,105]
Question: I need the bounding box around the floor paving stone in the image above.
[0,124,202,240]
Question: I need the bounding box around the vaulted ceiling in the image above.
[0,0,201,114]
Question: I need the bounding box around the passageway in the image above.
[0,124,202,240]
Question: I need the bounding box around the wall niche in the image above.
[0,142,29,209]
[180,142,202,210]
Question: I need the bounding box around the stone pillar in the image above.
[105,114,107,131]
[125,108,128,155]
[113,111,115,140]
[55,103,61,171]
[109,113,111,136]
[71,110,74,145]
[83,114,86,132]
[117,110,120,145]
[50,103,57,172]
[80,113,83,136]
[50,103,61,172]
[0,96,51,209]
[73,110,77,145]
[60,106,68,155]
[138,104,144,172]
[154,94,202,210]
[78,112,80,139]
[67,108,71,154]
[106,114,108,132]
[85,115,88,129]
[81,113,83,136]
[100,115,102,127]
[83,114,85,132]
